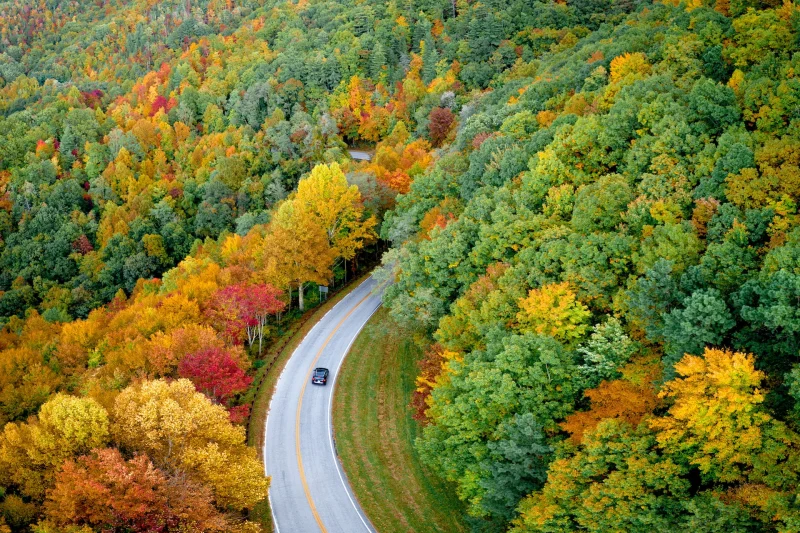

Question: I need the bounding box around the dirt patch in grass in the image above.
[333,307,468,533]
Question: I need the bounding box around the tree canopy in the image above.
[4,0,800,529]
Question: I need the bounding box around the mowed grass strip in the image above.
[333,307,468,533]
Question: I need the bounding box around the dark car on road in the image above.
[312,367,329,385]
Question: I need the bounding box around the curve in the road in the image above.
[347,149,373,161]
[264,277,382,533]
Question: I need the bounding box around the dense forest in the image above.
[378,0,800,531]
[2,0,800,530]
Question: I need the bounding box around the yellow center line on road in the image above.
[295,290,373,533]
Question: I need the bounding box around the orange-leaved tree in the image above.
[43,448,228,531]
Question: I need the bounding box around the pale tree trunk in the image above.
[298,282,305,311]
[257,316,267,354]
[246,325,256,347]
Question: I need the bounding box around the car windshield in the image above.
[314,369,326,376]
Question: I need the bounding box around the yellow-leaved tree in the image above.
[292,162,377,265]
[111,379,268,511]
[609,52,651,83]
[650,348,799,484]
[0,394,109,500]
[516,282,591,345]
[260,163,376,310]
[261,200,336,311]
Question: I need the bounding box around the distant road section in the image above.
[264,277,382,533]
[347,149,373,161]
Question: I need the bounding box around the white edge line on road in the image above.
[263,401,281,533]
[264,279,372,533]
[327,299,381,533]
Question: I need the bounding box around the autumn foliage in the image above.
[516,282,591,344]
[178,347,252,405]
[0,158,376,528]
[609,52,651,83]
[410,343,454,423]
[45,448,227,531]
[428,107,456,147]
[561,379,659,444]
[205,283,285,350]
[5,0,800,529]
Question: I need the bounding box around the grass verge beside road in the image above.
[333,307,468,533]
[246,271,372,530]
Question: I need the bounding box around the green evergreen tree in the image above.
[369,42,387,80]
[422,37,438,84]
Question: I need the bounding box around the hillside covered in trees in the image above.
[378,0,800,531]
[2,0,800,530]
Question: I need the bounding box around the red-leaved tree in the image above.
[428,107,455,147]
[205,283,285,352]
[178,347,252,405]
[244,284,286,353]
[228,404,251,424]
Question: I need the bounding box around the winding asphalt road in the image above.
[264,276,382,533]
